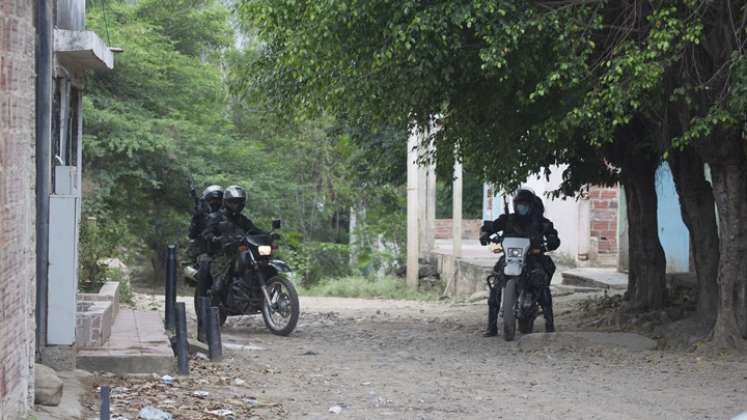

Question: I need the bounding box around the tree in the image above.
[84,0,234,279]
[240,0,747,345]
[239,0,668,309]
[85,0,411,287]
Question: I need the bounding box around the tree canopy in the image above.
[83,0,410,285]
[240,0,747,345]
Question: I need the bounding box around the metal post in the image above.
[35,0,53,355]
[164,245,177,330]
[175,302,189,375]
[99,385,110,420]
[207,306,223,361]
[198,296,209,343]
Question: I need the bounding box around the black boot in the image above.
[541,288,555,333]
[483,310,498,337]
[483,288,500,337]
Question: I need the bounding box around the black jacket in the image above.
[481,213,560,252]
[188,200,215,240]
[202,208,266,256]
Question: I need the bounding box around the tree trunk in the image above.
[668,149,719,325]
[708,146,747,347]
[620,153,667,311]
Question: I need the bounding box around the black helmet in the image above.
[513,188,536,217]
[201,185,224,212]
[223,185,247,214]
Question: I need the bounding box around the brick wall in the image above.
[0,0,37,418]
[589,186,618,255]
[434,219,482,240]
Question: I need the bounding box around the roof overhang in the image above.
[54,29,114,72]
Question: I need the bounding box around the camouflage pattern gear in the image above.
[209,254,234,299]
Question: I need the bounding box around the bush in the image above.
[301,276,439,301]
[79,217,128,292]
[279,235,352,286]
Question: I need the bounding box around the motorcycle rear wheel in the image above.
[261,276,300,336]
[502,278,517,341]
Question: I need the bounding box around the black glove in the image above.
[479,232,492,246]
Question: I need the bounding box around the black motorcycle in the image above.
[485,233,543,341]
[187,220,300,336]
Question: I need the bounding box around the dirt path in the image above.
[101,293,747,419]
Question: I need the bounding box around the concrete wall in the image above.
[56,0,85,30]
[482,167,618,266]
[617,163,691,273]
[655,163,690,272]
[433,219,481,240]
[589,186,618,265]
[0,0,37,417]
[483,166,582,260]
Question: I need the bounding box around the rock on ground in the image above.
[34,363,63,406]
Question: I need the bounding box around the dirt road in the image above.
[190,294,743,420]
[99,292,747,420]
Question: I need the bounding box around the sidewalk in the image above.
[77,309,174,374]
[561,267,628,289]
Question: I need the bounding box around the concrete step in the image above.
[561,268,628,290]
[551,284,605,297]
[77,309,174,374]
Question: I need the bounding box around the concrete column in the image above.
[425,160,437,253]
[417,140,437,256]
[577,188,592,266]
[417,164,430,255]
[452,157,463,258]
[349,207,357,267]
[406,128,420,289]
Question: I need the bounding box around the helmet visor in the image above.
[224,198,245,212]
[207,197,222,211]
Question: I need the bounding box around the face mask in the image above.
[208,199,222,211]
[516,203,530,216]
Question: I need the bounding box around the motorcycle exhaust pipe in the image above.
[184,266,198,285]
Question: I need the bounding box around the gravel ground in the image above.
[89,293,747,420]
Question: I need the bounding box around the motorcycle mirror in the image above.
[272,219,282,230]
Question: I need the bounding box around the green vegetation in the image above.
[301,276,439,301]
[82,0,409,291]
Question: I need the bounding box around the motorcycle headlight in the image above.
[508,248,522,258]
[258,245,273,256]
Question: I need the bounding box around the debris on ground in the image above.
[138,406,172,420]
[205,408,234,417]
[83,356,286,419]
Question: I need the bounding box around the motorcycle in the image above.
[485,233,544,341]
[185,219,300,336]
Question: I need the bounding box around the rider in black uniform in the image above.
[479,189,560,336]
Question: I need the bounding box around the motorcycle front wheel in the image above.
[502,278,517,341]
[518,317,534,334]
[261,276,300,336]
